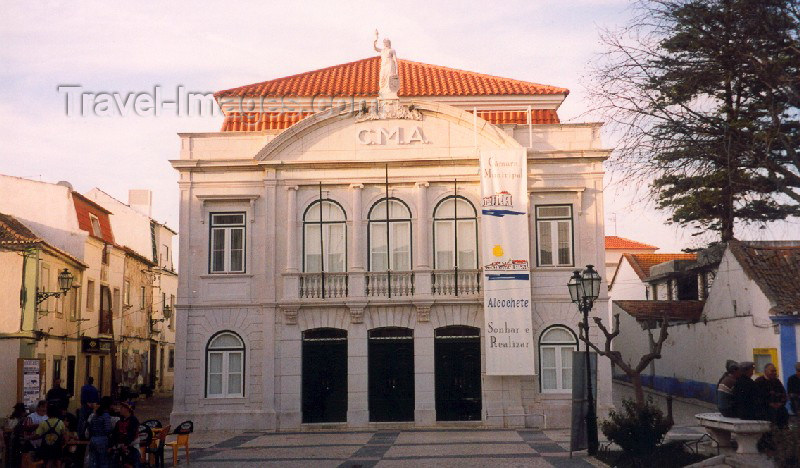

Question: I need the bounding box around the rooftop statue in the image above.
[373,30,400,100]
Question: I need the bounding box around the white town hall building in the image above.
[171,45,613,430]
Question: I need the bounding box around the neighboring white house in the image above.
[170,53,614,431]
[84,188,178,393]
[612,240,800,403]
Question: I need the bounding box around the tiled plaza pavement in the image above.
[168,429,599,467]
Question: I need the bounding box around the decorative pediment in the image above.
[356,100,422,122]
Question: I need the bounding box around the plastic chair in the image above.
[166,421,193,466]
[143,419,163,429]
[138,425,153,466]
[146,424,170,468]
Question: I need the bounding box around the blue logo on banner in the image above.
[486,273,530,281]
[482,209,525,218]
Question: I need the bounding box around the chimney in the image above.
[128,189,153,217]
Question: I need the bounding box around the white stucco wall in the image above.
[171,101,612,430]
[0,175,87,259]
[613,248,781,387]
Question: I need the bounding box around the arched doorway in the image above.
[302,328,347,423]
[435,325,481,421]
[368,327,415,422]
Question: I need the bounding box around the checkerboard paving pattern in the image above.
[171,429,596,467]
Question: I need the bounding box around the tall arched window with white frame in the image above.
[206,331,245,398]
[368,198,412,271]
[433,195,478,269]
[538,325,577,393]
[303,200,347,273]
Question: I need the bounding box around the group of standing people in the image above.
[717,360,800,427]
[2,377,141,468]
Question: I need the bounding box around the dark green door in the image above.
[302,328,348,423]
[435,326,482,421]
[368,327,415,422]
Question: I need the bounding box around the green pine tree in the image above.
[592,0,800,241]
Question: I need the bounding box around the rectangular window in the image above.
[123,280,131,306]
[535,205,573,267]
[540,345,575,392]
[101,244,109,265]
[303,223,346,273]
[207,350,243,398]
[99,286,112,334]
[53,357,62,381]
[89,214,102,238]
[86,280,95,311]
[113,288,121,317]
[66,356,76,396]
[140,286,146,309]
[209,213,246,273]
[168,348,175,370]
[70,286,79,320]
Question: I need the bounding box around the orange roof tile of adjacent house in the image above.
[605,236,659,250]
[623,253,698,281]
[0,212,87,267]
[215,56,569,99]
[729,240,800,315]
[615,300,705,322]
[0,212,40,246]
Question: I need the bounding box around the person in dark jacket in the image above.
[46,379,70,412]
[734,362,766,420]
[787,362,800,416]
[717,360,740,417]
[755,363,788,427]
[111,401,140,468]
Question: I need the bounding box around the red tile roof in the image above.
[0,212,86,266]
[72,192,115,244]
[729,240,800,315]
[215,56,569,99]
[615,300,705,322]
[220,108,560,132]
[605,236,659,250]
[623,253,698,281]
[0,212,40,246]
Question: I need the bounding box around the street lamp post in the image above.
[568,265,601,456]
[36,268,74,305]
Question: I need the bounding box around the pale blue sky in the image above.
[1,0,797,254]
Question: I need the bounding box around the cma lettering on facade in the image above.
[357,126,428,145]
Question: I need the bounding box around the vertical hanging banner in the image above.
[480,148,536,375]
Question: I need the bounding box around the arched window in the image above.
[538,326,577,393]
[433,196,478,269]
[206,331,245,398]
[368,198,411,271]
[303,200,347,272]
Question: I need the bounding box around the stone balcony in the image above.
[288,269,484,301]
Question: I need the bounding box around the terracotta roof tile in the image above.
[214,56,569,99]
[0,212,86,266]
[729,240,800,315]
[605,236,659,250]
[615,300,705,322]
[0,212,40,246]
[623,253,698,281]
[220,109,560,132]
